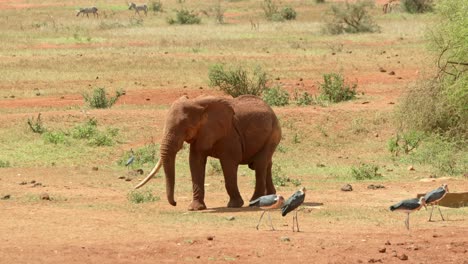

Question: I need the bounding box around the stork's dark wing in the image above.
[389,198,420,211]
[249,194,278,207]
[424,187,446,204]
[281,191,305,216]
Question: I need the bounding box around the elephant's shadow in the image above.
[202,202,324,213]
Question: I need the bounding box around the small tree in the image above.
[281,6,297,20]
[324,1,380,35]
[318,73,357,103]
[263,85,290,106]
[83,87,122,109]
[214,0,225,24]
[401,0,433,14]
[150,1,163,13]
[208,64,268,97]
[27,113,46,134]
[167,9,201,25]
[262,0,279,20]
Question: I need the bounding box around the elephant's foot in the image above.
[188,200,207,211]
[227,197,244,208]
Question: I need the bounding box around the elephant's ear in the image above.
[195,97,235,148]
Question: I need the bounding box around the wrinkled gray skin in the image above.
[135,95,281,211]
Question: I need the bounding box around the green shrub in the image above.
[262,85,290,106]
[72,118,98,139]
[214,1,225,24]
[83,87,122,109]
[43,131,67,145]
[350,118,368,135]
[281,6,297,20]
[318,73,356,103]
[88,132,115,147]
[387,130,425,156]
[401,0,433,13]
[396,0,467,138]
[402,135,467,175]
[129,17,144,27]
[351,163,382,180]
[208,64,268,97]
[290,178,302,187]
[315,0,326,3]
[292,133,301,144]
[0,160,11,168]
[27,113,46,134]
[271,164,301,187]
[208,159,223,175]
[294,90,313,106]
[262,0,279,20]
[118,143,159,167]
[150,1,163,12]
[128,190,160,204]
[167,9,201,25]
[324,1,380,35]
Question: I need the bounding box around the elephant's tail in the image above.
[134,158,162,189]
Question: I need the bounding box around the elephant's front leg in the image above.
[188,148,208,211]
[220,160,244,208]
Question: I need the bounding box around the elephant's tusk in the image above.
[134,158,162,189]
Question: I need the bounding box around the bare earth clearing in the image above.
[0,0,467,263]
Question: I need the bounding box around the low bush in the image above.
[262,85,290,106]
[83,87,122,109]
[128,190,160,204]
[262,0,279,20]
[351,163,382,180]
[263,0,297,21]
[213,1,225,24]
[281,6,297,20]
[0,160,11,168]
[318,73,357,103]
[118,143,159,167]
[387,130,425,156]
[401,0,433,13]
[208,64,268,97]
[43,131,67,145]
[27,113,46,134]
[72,118,98,139]
[167,9,201,25]
[398,135,467,175]
[150,1,163,12]
[294,90,313,106]
[208,159,223,175]
[88,132,114,147]
[324,1,380,35]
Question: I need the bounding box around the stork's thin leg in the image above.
[437,204,445,221]
[293,215,295,232]
[267,211,275,231]
[256,211,266,230]
[296,210,300,232]
[428,204,435,222]
[405,213,410,230]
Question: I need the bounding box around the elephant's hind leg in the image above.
[220,160,244,208]
[265,161,276,195]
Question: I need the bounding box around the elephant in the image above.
[134,94,282,211]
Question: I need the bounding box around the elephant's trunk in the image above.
[160,132,183,207]
[133,132,183,207]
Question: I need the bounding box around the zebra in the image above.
[76,7,99,18]
[128,3,148,16]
